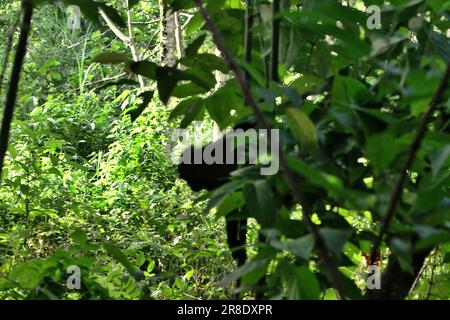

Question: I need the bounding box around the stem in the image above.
[408,253,429,295]
[0,1,33,182]
[271,0,280,82]
[193,0,346,299]
[372,63,450,258]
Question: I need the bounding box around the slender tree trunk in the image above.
[125,0,145,90]
[99,2,145,91]
[159,0,184,66]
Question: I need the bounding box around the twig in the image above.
[42,30,111,58]
[131,19,160,25]
[0,0,33,181]
[193,0,346,299]
[140,30,160,59]
[408,253,429,295]
[99,8,130,43]
[371,63,450,258]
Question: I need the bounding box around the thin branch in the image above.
[125,0,145,90]
[140,29,160,59]
[99,8,130,43]
[372,63,450,257]
[408,254,429,295]
[99,4,145,90]
[193,0,346,299]
[425,249,438,300]
[0,0,33,181]
[131,19,160,25]
[41,30,110,58]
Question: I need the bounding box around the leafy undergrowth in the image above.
[0,92,235,299]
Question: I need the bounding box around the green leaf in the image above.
[270,234,314,260]
[156,66,184,104]
[429,30,450,63]
[185,12,205,36]
[71,230,87,245]
[129,61,158,79]
[97,78,139,90]
[444,252,450,264]
[179,100,205,129]
[281,263,320,300]
[172,83,208,98]
[336,269,363,300]
[128,0,139,8]
[290,75,325,96]
[431,146,450,178]
[286,108,318,154]
[216,192,244,217]
[390,238,413,273]
[205,180,243,214]
[185,34,207,58]
[220,259,268,287]
[320,228,352,257]
[417,207,450,227]
[103,243,144,282]
[205,89,233,129]
[243,180,276,228]
[98,3,126,28]
[164,0,195,11]
[287,156,344,194]
[127,91,154,122]
[169,97,201,121]
[370,35,407,57]
[365,132,400,172]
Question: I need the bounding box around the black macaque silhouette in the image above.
[177,123,254,273]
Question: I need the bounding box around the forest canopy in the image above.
[0,0,449,301]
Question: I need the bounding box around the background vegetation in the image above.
[0,0,449,300]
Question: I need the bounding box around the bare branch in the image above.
[99,8,130,44]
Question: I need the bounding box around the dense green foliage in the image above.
[0,0,449,300]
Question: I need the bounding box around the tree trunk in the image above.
[159,1,184,67]
[366,246,432,300]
